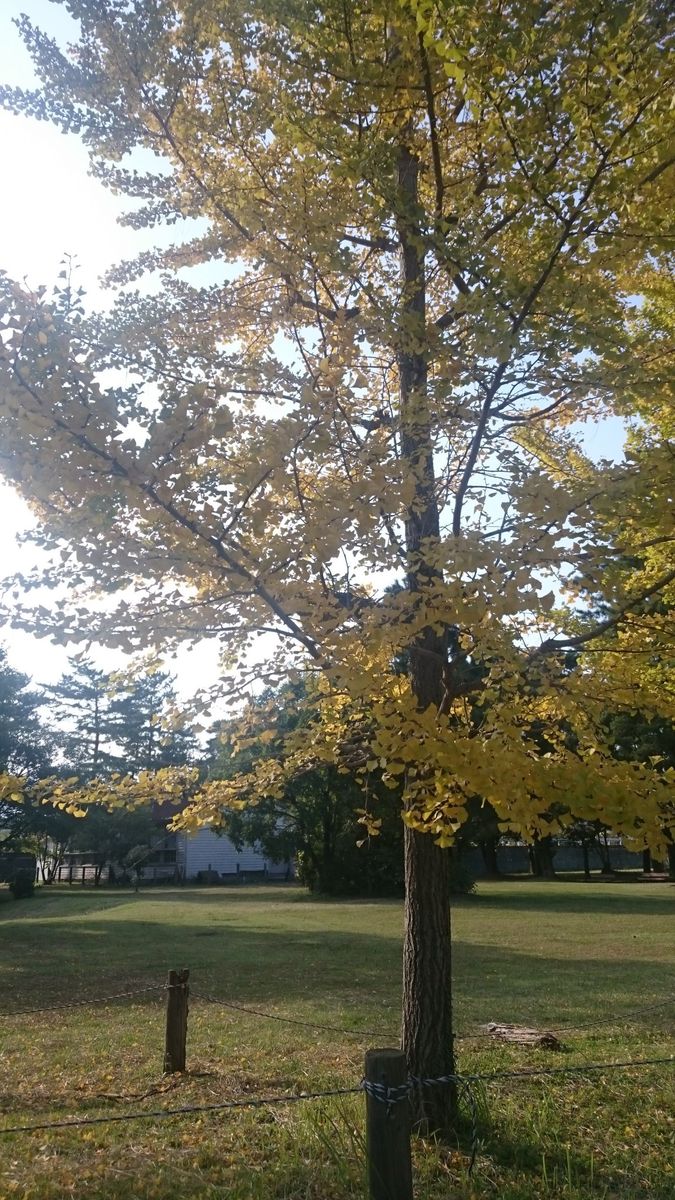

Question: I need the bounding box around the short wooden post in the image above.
[163,969,189,1073]
[365,1048,413,1200]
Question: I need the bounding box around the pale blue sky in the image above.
[0,2,626,694]
[0,3,223,692]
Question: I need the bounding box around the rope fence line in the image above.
[2,974,672,1195]
[548,996,675,1034]
[190,987,675,1044]
[472,1055,675,1080]
[457,994,675,1040]
[361,1055,675,1101]
[1,1054,673,1139]
[0,1086,363,1136]
[2,980,672,1044]
[190,989,391,1040]
[0,985,167,1018]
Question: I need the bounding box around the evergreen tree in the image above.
[606,710,675,877]
[107,670,196,772]
[46,659,196,777]
[0,646,51,778]
[45,657,117,778]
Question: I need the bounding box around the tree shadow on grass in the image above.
[459,884,674,917]
[462,1088,673,1200]
[0,889,149,924]
[0,913,400,1004]
[1,906,672,1031]
[0,885,311,927]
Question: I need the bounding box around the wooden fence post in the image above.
[365,1048,413,1200]
[163,969,190,1073]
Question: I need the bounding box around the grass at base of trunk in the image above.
[0,881,673,1198]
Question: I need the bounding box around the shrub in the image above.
[10,870,35,899]
[449,856,476,896]
[297,842,476,897]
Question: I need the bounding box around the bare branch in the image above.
[537,568,675,655]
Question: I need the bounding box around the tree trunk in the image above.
[667,842,675,881]
[93,691,101,773]
[480,837,501,877]
[642,848,652,873]
[598,831,613,874]
[396,126,456,1134]
[531,835,556,878]
[403,827,455,1133]
[540,838,557,879]
[321,798,334,876]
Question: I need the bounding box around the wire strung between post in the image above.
[457,994,675,1039]
[548,995,675,1034]
[0,985,166,1018]
[4,980,672,1045]
[191,988,394,1040]
[0,1085,363,1136]
[470,1054,675,1082]
[2,1054,672,1138]
[193,988,675,1044]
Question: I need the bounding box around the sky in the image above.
[0,0,222,696]
[0,3,627,699]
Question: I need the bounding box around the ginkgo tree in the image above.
[0,0,673,1130]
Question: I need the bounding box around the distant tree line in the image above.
[206,679,675,891]
[0,648,196,886]
[1,647,673,893]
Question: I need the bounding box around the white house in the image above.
[53,826,292,885]
[173,827,292,882]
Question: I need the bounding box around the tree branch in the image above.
[536,567,675,655]
[9,355,323,663]
[418,34,444,219]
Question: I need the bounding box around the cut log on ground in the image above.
[485,1023,563,1050]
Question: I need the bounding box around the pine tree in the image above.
[45,658,117,778]
[106,670,196,773]
[0,646,51,778]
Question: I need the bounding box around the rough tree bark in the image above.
[396,131,457,1134]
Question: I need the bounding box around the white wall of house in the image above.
[176,829,290,879]
[51,827,292,883]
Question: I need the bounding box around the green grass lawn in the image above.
[0,880,673,1199]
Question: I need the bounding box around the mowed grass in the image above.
[0,881,673,1199]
